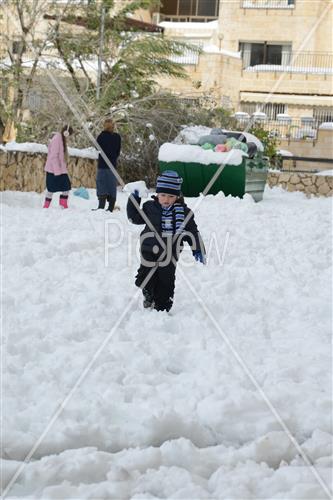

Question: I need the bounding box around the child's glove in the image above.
[132,189,141,201]
[193,250,205,264]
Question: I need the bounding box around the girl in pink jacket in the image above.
[43,125,73,208]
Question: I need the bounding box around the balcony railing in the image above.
[234,117,320,141]
[242,51,333,75]
[169,48,200,65]
[169,42,203,65]
[159,14,218,23]
[241,0,295,8]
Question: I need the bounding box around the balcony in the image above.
[158,14,217,22]
[242,51,333,75]
[241,0,295,8]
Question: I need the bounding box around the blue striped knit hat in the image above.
[156,170,183,196]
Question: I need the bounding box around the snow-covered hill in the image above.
[2,187,332,499]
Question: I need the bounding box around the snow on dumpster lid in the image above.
[158,143,245,166]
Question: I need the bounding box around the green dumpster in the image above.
[158,144,269,201]
[159,160,246,198]
[244,154,269,202]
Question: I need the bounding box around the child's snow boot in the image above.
[43,197,52,208]
[59,194,69,209]
[143,288,154,309]
[154,298,173,313]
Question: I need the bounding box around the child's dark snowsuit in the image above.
[127,194,204,312]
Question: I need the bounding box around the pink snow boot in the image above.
[43,197,52,208]
[59,195,69,209]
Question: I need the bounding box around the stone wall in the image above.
[1,149,332,197]
[268,171,333,196]
[0,150,97,193]
[279,129,333,171]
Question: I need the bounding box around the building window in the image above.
[221,95,232,109]
[160,0,219,19]
[197,0,218,16]
[241,102,286,119]
[179,0,193,15]
[240,42,292,67]
[161,0,178,15]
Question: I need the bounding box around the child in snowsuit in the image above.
[43,125,73,209]
[127,170,205,312]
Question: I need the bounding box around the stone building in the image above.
[140,0,332,124]
[2,0,331,123]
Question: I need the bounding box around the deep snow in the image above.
[1,187,332,499]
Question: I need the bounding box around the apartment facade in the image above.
[1,0,332,126]
[145,0,332,123]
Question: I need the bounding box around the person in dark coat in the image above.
[94,118,121,212]
[127,170,206,312]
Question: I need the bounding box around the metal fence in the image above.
[242,51,333,74]
[169,42,203,65]
[234,117,322,140]
[159,14,218,23]
[241,0,295,8]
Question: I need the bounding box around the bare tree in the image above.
[0,0,73,124]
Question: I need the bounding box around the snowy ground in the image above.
[2,187,332,499]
